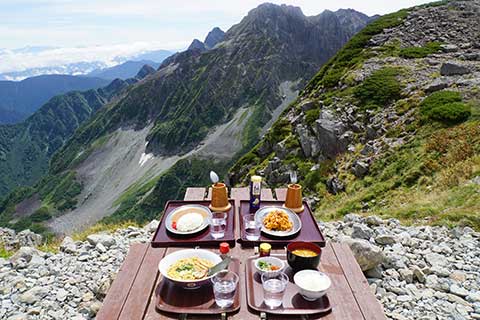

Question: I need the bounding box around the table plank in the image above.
[332,243,386,320]
[274,188,287,202]
[119,245,167,320]
[184,187,207,201]
[96,243,149,320]
[316,242,365,320]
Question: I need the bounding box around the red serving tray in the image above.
[156,258,241,315]
[238,200,326,248]
[245,254,332,316]
[151,200,235,248]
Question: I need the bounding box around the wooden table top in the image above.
[96,187,387,320]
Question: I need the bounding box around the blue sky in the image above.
[1,0,433,49]
[0,0,433,73]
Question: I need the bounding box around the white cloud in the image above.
[0,41,182,73]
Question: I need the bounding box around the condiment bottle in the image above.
[219,242,230,259]
[259,243,271,257]
[249,175,262,212]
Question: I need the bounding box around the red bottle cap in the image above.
[219,242,230,254]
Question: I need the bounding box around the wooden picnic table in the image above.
[96,187,386,320]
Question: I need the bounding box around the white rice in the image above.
[176,212,204,232]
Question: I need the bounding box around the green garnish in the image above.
[176,263,194,272]
[258,261,272,270]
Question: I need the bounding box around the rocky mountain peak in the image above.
[204,27,225,49]
[135,64,156,79]
[187,38,206,51]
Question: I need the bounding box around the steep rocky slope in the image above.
[0,4,373,234]
[231,0,480,229]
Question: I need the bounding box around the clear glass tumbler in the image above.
[243,214,262,241]
[261,272,289,309]
[210,211,227,239]
[211,270,239,308]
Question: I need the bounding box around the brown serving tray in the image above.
[245,254,332,316]
[156,258,241,315]
[238,200,326,247]
[151,200,236,248]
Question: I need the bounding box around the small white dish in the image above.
[254,256,285,275]
[293,270,331,301]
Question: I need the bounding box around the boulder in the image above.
[440,44,458,52]
[86,234,116,248]
[60,236,77,254]
[10,247,44,269]
[424,78,450,93]
[340,237,385,271]
[298,99,317,112]
[144,220,160,233]
[351,223,373,240]
[351,160,369,178]
[326,176,345,195]
[440,62,471,76]
[312,110,347,158]
[295,124,320,158]
[375,234,396,245]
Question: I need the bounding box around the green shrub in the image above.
[399,42,441,59]
[305,109,320,125]
[354,68,402,108]
[420,91,471,124]
[30,207,52,222]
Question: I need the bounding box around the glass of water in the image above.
[243,214,262,240]
[211,270,239,308]
[210,212,227,239]
[261,272,289,309]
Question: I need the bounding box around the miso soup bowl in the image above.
[286,242,322,272]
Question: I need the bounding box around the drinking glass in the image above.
[261,272,289,309]
[243,214,261,240]
[211,270,239,308]
[210,212,227,239]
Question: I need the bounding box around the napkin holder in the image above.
[209,182,231,212]
[283,183,304,213]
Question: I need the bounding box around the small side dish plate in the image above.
[255,206,302,238]
[165,204,212,235]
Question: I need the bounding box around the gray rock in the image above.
[60,236,77,254]
[440,62,471,76]
[351,160,369,178]
[352,223,373,240]
[86,234,116,248]
[326,176,345,195]
[425,78,450,93]
[411,266,426,283]
[298,99,317,112]
[144,219,160,233]
[341,237,385,271]
[16,230,42,247]
[366,216,383,226]
[375,234,396,245]
[450,284,469,298]
[313,111,347,158]
[10,247,43,269]
[295,124,320,158]
[18,287,48,304]
[440,44,459,52]
[399,268,414,283]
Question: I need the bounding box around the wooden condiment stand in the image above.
[209,182,232,212]
[283,183,304,213]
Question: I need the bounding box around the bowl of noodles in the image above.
[159,249,222,288]
[254,207,302,238]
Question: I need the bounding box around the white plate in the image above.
[255,206,302,238]
[165,204,212,235]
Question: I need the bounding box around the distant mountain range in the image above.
[0,75,109,124]
[0,48,172,81]
[88,60,161,80]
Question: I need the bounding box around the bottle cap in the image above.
[259,243,271,251]
[251,175,262,183]
[219,242,230,254]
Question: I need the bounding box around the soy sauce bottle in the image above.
[249,175,262,213]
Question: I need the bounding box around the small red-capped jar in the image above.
[220,242,230,257]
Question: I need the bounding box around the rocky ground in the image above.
[1,217,479,319]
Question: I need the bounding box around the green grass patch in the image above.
[354,67,403,109]
[399,41,442,59]
[420,91,471,124]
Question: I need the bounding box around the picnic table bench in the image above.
[96,187,386,320]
